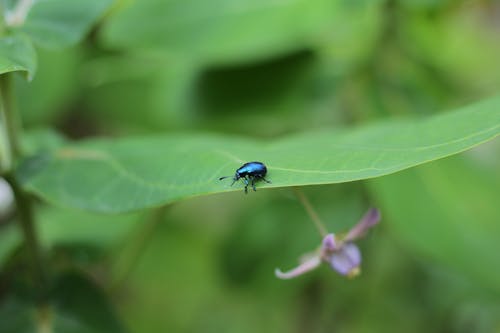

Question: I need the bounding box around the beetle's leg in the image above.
[262,177,272,184]
[251,177,257,191]
[243,177,249,194]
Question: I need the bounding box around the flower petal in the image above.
[322,233,338,251]
[275,255,321,279]
[344,208,380,242]
[329,243,361,276]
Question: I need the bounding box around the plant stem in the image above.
[1,75,21,158]
[1,73,47,300]
[292,187,328,238]
[0,75,20,172]
[0,90,12,172]
[5,174,48,299]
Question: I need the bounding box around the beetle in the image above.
[219,161,271,194]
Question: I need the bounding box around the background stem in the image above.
[0,80,12,171]
[292,187,328,237]
[6,174,48,299]
[0,75,21,159]
[1,73,48,300]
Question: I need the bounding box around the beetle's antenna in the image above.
[219,176,237,187]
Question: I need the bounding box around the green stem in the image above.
[292,187,328,238]
[1,73,47,300]
[0,99,12,172]
[0,75,21,172]
[5,174,48,299]
[0,75,21,159]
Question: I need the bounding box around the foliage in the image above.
[0,0,499,332]
[18,97,499,213]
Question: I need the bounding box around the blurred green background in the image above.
[2,0,500,332]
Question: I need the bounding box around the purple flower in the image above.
[275,208,380,279]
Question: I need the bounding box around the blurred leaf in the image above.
[12,0,113,49]
[37,208,140,249]
[82,54,197,131]
[369,153,500,293]
[0,297,35,333]
[90,2,380,135]
[16,46,80,126]
[0,225,21,267]
[0,203,140,267]
[101,0,337,64]
[116,221,220,332]
[0,272,124,333]
[17,96,500,213]
[315,1,380,75]
[404,5,500,96]
[114,213,294,333]
[0,34,36,80]
[195,50,315,116]
[51,272,124,333]
[83,50,329,135]
[21,128,66,156]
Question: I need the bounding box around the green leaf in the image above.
[0,34,36,79]
[405,8,500,93]
[0,207,140,267]
[0,297,35,333]
[82,54,198,131]
[0,272,124,333]
[12,0,113,49]
[101,0,337,64]
[0,225,21,268]
[368,152,500,293]
[51,272,124,333]
[19,96,500,213]
[16,46,81,126]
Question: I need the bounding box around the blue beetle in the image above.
[219,161,271,194]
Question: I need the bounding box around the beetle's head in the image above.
[219,173,240,186]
